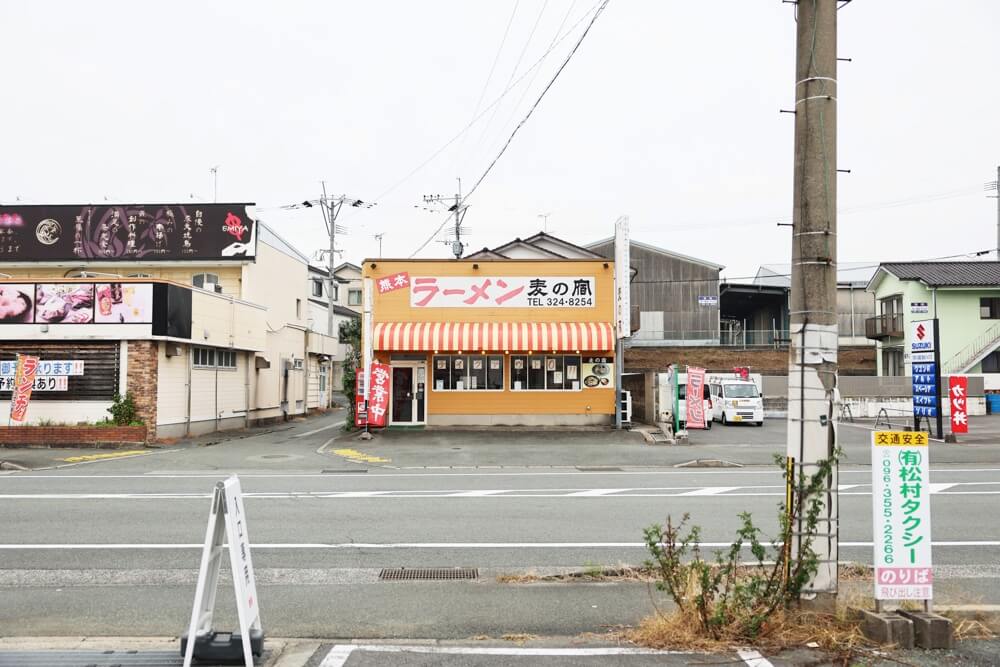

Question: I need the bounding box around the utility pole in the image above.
[373,233,385,258]
[210,166,219,202]
[315,188,372,337]
[985,167,999,258]
[538,212,551,233]
[422,177,468,258]
[786,0,839,605]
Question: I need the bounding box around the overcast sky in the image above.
[3,1,998,279]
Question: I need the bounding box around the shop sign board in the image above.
[697,295,718,307]
[0,204,256,262]
[949,376,969,434]
[366,362,390,427]
[910,320,940,422]
[0,283,154,325]
[0,376,67,391]
[614,215,630,338]
[909,319,936,353]
[410,276,595,308]
[377,271,410,294]
[0,359,83,376]
[9,354,39,422]
[911,302,929,314]
[183,476,262,667]
[871,430,933,600]
[581,357,614,389]
[354,370,368,427]
[685,366,706,429]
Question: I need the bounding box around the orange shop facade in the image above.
[363,259,618,426]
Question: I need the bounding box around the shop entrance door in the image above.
[391,362,425,425]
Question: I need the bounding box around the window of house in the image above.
[881,348,904,376]
[193,347,215,368]
[296,299,302,319]
[312,279,324,298]
[981,297,1000,319]
[194,347,236,369]
[193,273,220,290]
[880,295,903,316]
[510,355,581,390]
[217,349,237,369]
[432,354,504,390]
[983,351,1000,373]
[348,288,362,306]
[331,284,339,301]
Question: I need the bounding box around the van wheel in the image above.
[721,414,728,426]
[755,421,764,427]
[706,419,712,430]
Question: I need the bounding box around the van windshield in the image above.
[724,384,759,398]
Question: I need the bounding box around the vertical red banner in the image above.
[686,366,706,429]
[949,375,968,434]
[367,362,390,427]
[9,354,39,422]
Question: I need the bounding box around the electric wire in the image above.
[408,0,611,258]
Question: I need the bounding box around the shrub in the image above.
[643,452,840,641]
[107,392,141,426]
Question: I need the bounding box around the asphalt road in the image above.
[1,412,999,645]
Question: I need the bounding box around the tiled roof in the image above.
[879,262,1000,287]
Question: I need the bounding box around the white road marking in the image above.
[322,644,700,660]
[678,486,740,496]
[567,488,631,496]
[295,420,346,438]
[5,467,1000,479]
[0,482,998,500]
[1,540,998,550]
[738,648,775,667]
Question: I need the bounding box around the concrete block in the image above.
[898,610,954,649]
[860,609,914,648]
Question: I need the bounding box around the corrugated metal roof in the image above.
[880,262,1000,287]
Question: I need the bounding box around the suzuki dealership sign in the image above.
[871,431,933,601]
[910,319,940,422]
[909,319,936,354]
[410,276,595,308]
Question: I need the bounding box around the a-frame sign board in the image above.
[183,476,263,667]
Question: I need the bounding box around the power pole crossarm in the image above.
[786,0,839,603]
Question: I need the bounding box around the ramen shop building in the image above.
[365,258,618,427]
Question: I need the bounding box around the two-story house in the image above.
[866,262,1000,387]
[0,202,340,438]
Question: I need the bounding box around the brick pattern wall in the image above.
[127,341,159,441]
[0,425,147,447]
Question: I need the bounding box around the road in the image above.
[1,413,999,666]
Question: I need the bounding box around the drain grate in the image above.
[575,466,623,472]
[378,567,478,581]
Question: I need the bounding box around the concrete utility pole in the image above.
[320,183,345,339]
[786,0,839,603]
[423,178,469,258]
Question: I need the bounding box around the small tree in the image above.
[107,391,140,426]
[339,317,361,428]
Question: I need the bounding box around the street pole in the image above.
[321,183,344,341]
[786,0,839,604]
[996,165,999,259]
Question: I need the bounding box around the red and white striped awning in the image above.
[373,322,615,352]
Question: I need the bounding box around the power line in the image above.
[408,0,611,258]
[371,0,605,207]
[463,0,550,173]
[454,1,522,170]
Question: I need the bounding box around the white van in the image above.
[708,378,764,426]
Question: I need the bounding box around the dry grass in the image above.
[625,606,870,656]
[953,619,997,640]
[501,633,539,644]
[470,635,491,641]
[497,563,870,585]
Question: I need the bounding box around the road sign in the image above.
[183,476,263,667]
[871,431,933,601]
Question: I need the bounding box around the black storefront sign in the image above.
[0,203,256,261]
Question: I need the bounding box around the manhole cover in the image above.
[378,567,478,581]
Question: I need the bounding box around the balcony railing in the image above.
[865,314,904,340]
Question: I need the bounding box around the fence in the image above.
[631,329,791,348]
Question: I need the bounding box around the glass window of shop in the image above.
[433,354,504,390]
[509,355,581,390]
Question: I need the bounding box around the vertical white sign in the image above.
[614,215,630,339]
[871,431,933,601]
[362,277,374,404]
